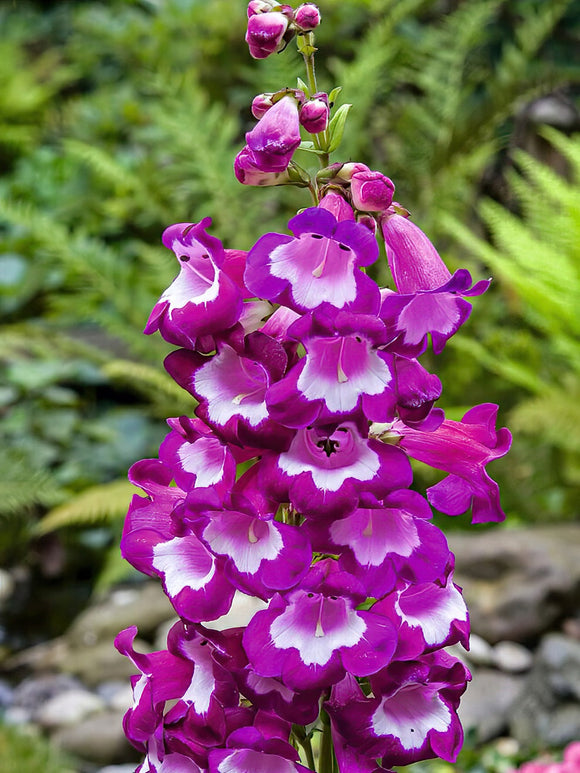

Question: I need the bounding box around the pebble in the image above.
[37,687,105,730]
[493,640,533,673]
[466,633,496,666]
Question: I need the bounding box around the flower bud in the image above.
[380,212,452,293]
[247,0,279,16]
[356,213,377,233]
[251,93,274,119]
[299,93,329,134]
[245,11,289,59]
[234,146,292,186]
[295,3,321,30]
[245,95,301,172]
[335,162,370,181]
[350,170,395,212]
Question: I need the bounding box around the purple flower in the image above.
[327,651,470,766]
[121,462,235,623]
[208,726,312,773]
[380,268,490,357]
[351,170,395,213]
[158,416,236,495]
[234,145,294,187]
[164,332,294,450]
[260,420,412,517]
[245,10,289,60]
[245,96,301,173]
[144,219,243,350]
[373,571,469,659]
[381,212,452,293]
[243,560,397,690]
[392,403,512,523]
[245,206,380,314]
[265,309,394,428]
[306,490,451,597]
[299,93,329,134]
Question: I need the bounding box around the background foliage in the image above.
[0,0,579,629]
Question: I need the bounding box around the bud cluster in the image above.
[246,2,321,59]
[116,5,511,773]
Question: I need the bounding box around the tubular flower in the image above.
[118,6,508,769]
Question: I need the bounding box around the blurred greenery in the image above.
[0,0,578,619]
[0,721,77,773]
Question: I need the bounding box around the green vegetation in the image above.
[0,722,78,773]
[0,0,578,592]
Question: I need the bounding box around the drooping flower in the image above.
[351,170,395,213]
[390,403,512,523]
[246,8,290,60]
[245,95,301,173]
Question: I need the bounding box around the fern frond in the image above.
[63,138,144,193]
[511,387,580,454]
[35,480,135,535]
[103,359,194,415]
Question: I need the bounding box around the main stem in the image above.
[299,32,330,168]
[319,708,334,773]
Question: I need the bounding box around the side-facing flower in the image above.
[391,403,512,523]
[144,219,243,350]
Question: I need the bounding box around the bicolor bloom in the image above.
[243,560,398,690]
[145,220,243,350]
[391,403,512,523]
[327,651,470,766]
[164,332,293,451]
[259,420,413,517]
[245,206,380,314]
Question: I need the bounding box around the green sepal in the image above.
[297,141,326,156]
[327,103,352,153]
[328,86,342,105]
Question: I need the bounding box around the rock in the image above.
[97,680,133,712]
[97,766,138,773]
[509,633,580,749]
[493,641,533,673]
[60,638,150,688]
[0,568,15,605]
[449,525,580,643]
[459,668,526,743]
[0,678,14,707]
[52,708,140,765]
[66,582,174,648]
[37,687,105,730]
[153,616,179,650]
[466,633,496,667]
[8,673,82,723]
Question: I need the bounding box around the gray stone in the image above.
[459,668,526,743]
[52,708,140,764]
[465,633,496,667]
[449,525,580,643]
[97,766,138,773]
[66,582,174,647]
[493,641,533,673]
[60,638,151,688]
[509,633,580,749]
[9,673,81,719]
[37,687,105,729]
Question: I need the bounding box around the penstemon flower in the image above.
[117,4,511,772]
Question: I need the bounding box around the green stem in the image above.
[319,709,334,773]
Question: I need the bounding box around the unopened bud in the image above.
[246,95,301,172]
[350,170,395,212]
[299,93,329,134]
[251,93,275,119]
[335,162,370,181]
[295,3,321,30]
[245,11,289,59]
[356,213,377,233]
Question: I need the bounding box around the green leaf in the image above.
[296,77,310,97]
[327,104,352,153]
[35,480,135,534]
